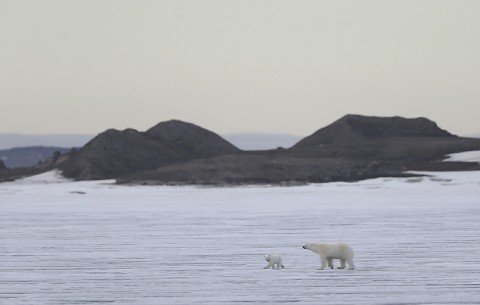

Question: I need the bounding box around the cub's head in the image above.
[264,254,271,262]
[302,243,312,250]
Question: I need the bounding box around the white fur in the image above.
[263,254,284,269]
[302,243,355,270]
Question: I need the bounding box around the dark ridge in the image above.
[292,115,454,148]
[344,115,453,137]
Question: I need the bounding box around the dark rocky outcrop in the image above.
[289,115,475,162]
[59,120,240,180]
[119,154,407,185]
[293,114,453,148]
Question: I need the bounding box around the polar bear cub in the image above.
[302,243,355,270]
[263,254,284,269]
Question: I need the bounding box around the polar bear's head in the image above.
[264,254,271,262]
[302,243,312,250]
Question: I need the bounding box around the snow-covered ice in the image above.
[1,154,480,304]
[444,150,480,164]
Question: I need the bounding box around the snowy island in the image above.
[1,114,480,185]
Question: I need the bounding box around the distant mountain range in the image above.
[0,134,93,150]
[0,146,72,168]
[1,115,480,184]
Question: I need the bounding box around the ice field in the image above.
[1,151,480,304]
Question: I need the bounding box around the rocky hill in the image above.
[58,120,240,180]
[293,114,453,148]
[287,115,476,162]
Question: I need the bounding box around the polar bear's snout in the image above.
[302,244,306,249]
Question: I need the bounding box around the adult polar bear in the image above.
[302,243,355,270]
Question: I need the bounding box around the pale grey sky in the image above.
[1,0,479,136]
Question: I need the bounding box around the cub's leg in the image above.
[337,258,346,269]
[263,262,273,269]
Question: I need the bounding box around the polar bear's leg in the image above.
[338,259,346,269]
[346,258,355,270]
[318,255,326,270]
[263,262,273,269]
[327,258,334,269]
